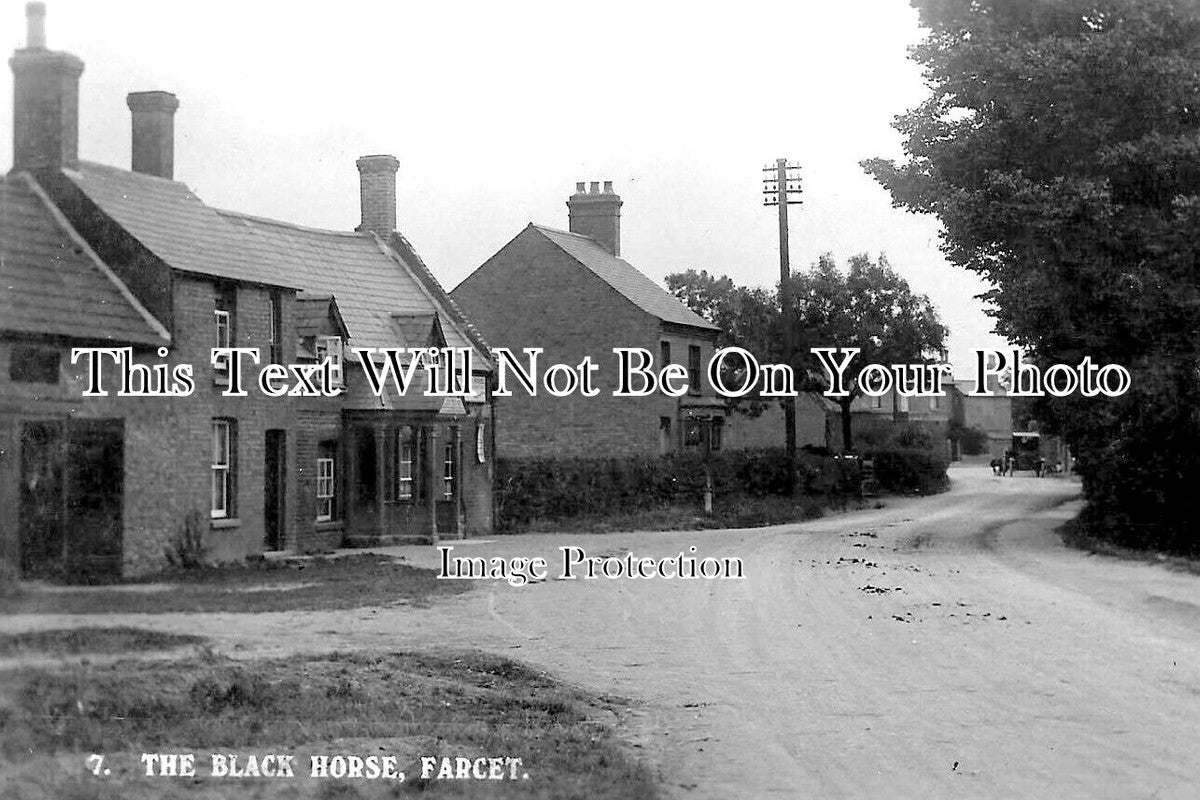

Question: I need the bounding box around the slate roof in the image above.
[0,173,169,345]
[531,224,718,332]
[55,160,487,368]
[219,211,488,366]
[63,161,300,289]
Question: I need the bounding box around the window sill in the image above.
[210,517,240,530]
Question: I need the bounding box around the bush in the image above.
[949,422,989,455]
[164,510,207,569]
[866,447,949,495]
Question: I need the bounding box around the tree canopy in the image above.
[864,0,1200,553]
[668,253,947,450]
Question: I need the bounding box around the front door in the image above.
[264,430,286,550]
[66,419,125,581]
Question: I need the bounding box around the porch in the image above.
[340,411,467,547]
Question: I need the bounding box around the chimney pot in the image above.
[10,3,85,171]
[567,181,622,256]
[127,91,179,179]
[26,2,46,49]
[575,181,586,194]
[355,154,400,234]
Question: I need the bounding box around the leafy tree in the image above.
[864,0,1200,554]
[791,254,947,450]
[665,269,781,418]
[667,254,947,451]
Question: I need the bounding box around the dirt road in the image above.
[6,466,1200,799]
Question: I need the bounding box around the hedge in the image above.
[495,446,947,530]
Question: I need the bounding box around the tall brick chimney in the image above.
[127,91,179,179]
[355,154,399,234]
[9,2,85,172]
[567,180,622,257]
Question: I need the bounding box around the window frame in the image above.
[211,418,236,519]
[268,291,283,364]
[442,439,456,500]
[396,428,415,501]
[315,335,345,388]
[316,442,337,522]
[687,345,702,396]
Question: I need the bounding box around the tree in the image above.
[665,269,782,418]
[667,254,947,451]
[864,0,1200,554]
[791,254,947,450]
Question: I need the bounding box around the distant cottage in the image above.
[452,181,831,456]
[0,4,495,581]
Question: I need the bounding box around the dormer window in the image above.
[315,335,344,387]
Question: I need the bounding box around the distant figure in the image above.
[990,457,1003,476]
[1036,457,1046,478]
[1003,450,1014,476]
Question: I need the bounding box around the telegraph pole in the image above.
[763,159,803,487]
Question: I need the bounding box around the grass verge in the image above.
[0,555,471,615]
[0,627,206,657]
[1059,518,1200,575]
[0,649,659,799]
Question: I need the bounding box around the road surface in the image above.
[5,466,1199,799]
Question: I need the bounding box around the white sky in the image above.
[3,0,1009,373]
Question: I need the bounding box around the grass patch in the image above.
[0,555,471,615]
[0,649,659,799]
[512,494,867,534]
[0,627,206,657]
[1060,518,1200,575]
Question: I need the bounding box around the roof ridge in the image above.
[74,159,185,186]
[531,224,719,332]
[217,208,370,238]
[530,223,595,241]
[380,231,496,361]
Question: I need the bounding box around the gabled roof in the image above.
[530,224,719,332]
[390,313,445,350]
[296,291,350,340]
[219,210,490,369]
[0,172,169,346]
[62,161,300,289]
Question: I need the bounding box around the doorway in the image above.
[19,419,124,582]
[264,430,286,551]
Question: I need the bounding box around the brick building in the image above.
[0,5,493,581]
[452,181,736,457]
